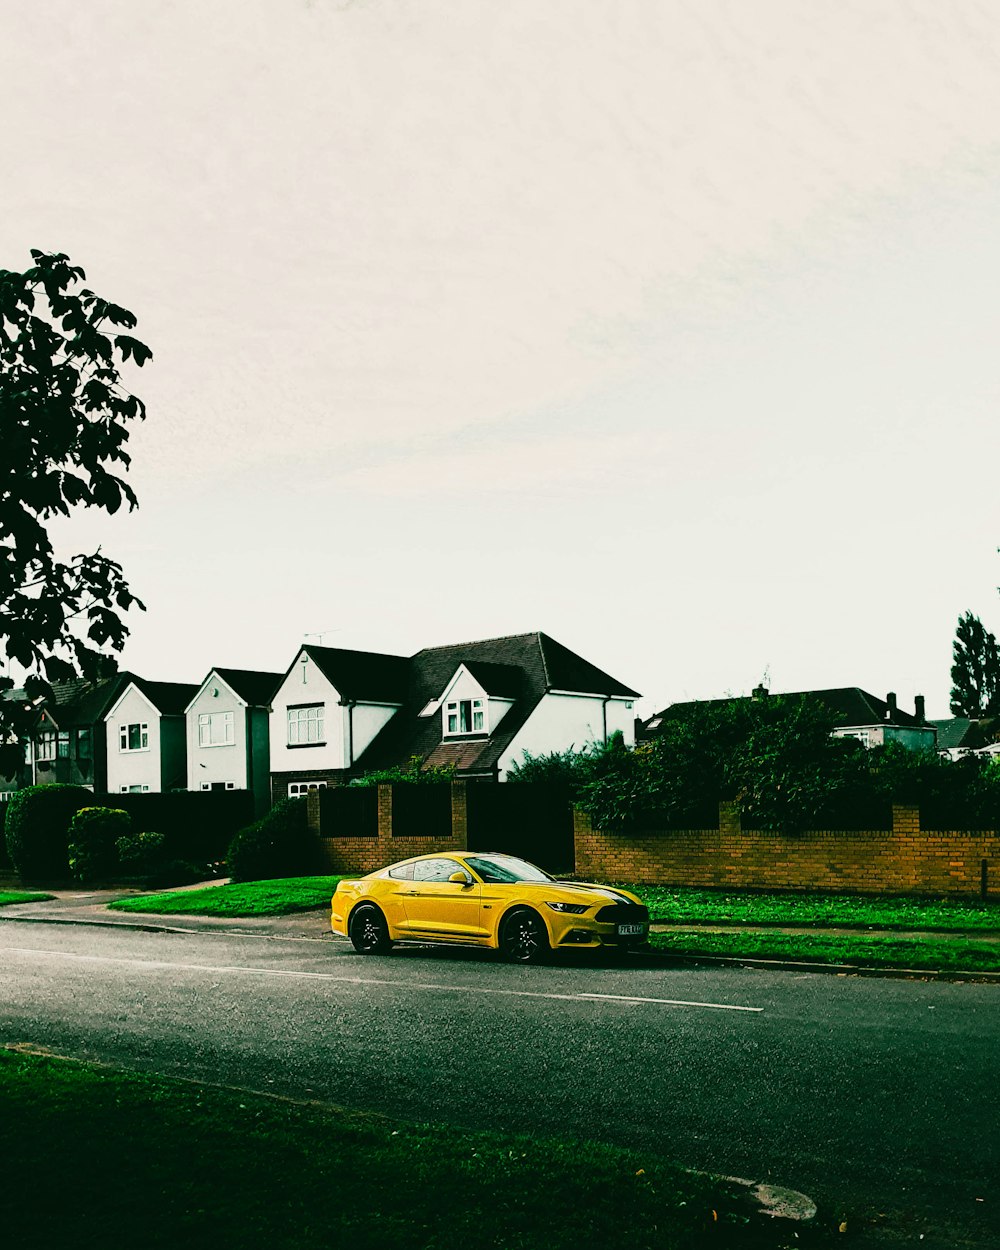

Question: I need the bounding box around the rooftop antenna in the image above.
[304,629,341,647]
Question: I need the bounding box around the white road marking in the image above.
[2,947,763,1013]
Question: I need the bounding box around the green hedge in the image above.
[227,799,321,883]
[5,785,92,881]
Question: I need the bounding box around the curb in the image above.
[0,911,337,942]
[5,909,1000,980]
[648,947,1000,983]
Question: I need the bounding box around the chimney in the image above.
[751,684,769,701]
[885,692,897,722]
[914,695,925,724]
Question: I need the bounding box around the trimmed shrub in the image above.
[115,830,168,875]
[227,798,320,883]
[66,807,132,883]
[5,785,91,881]
[113,831,202,886]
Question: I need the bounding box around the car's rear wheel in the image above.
[499,908,549,965]
[349,904,393,955]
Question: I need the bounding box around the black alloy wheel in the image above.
[500,908,549,965]
[348,904,393,955]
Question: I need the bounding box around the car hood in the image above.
[512,881,643,906]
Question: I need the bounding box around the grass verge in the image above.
[0,1049,817,1250]
[649,929,1000,973]
[107,876,346,917]
[628,886,1000,931]
[0,891,54,906]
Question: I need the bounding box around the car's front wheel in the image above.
[499,908,549,965]
[348,904,393,955]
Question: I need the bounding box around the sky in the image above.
[4,0,1000,719]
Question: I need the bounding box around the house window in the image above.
[445,699,484,735]
[121,784,150,793]
[119,723,148,752]
[57,731,70,759]
[288,781,327,797]
[36,730,57,761]
[198,711,234,747]
[201,782,236,791]
[288,704,324,746]
[75,728,92,760]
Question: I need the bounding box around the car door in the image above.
[397,857,486,939]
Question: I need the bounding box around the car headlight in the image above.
[546,901,590,914]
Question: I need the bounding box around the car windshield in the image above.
[464,855,554,884]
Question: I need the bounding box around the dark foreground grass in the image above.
[629,886,1000,931]
[0,1050,817,1250]
[107,875,346,917]
[649,929,1000,973]
[0,891,53,906]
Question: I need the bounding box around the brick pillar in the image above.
[719,801,741,836]
[891,803,920,835]
[306,788,321,835]
[573,806,594,875]
[450,781,468,849]
[377,785,392,855]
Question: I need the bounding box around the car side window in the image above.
[412,857,466,883]
[388,862,414,880]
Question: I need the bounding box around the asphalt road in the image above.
[1,917,997,1248]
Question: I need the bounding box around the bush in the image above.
[4,785,91,880]
[67,807,131,883]
[226,798,321,883]
[115,830,168,874]
[349,755,456,786]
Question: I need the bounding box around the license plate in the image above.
[617,923,645,936]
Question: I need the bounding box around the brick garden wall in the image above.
[574,803,1000,897]
[308,783,468,875]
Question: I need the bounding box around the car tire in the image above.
[348,904,393,956]
[499,907,549,965]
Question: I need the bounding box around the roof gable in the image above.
[294,645,409,703]
[208,668,283,708]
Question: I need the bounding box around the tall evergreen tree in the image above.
[949,611,1000,716]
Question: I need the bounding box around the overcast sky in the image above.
[5,1,1000,717]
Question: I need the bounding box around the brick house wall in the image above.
[574,803,1000,897]
[308,782,469,875]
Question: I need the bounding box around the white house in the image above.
[185,668,282,814]
[105,678,200,795]
[269,632,639,798]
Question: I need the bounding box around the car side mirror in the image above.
[448,871,472,886]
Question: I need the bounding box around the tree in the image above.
[949,611,1000,717]
[0,250,151,771]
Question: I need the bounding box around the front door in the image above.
[398,857,486,939]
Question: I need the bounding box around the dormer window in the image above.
[446,698,484,735]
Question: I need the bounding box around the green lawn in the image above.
[107,876,346,917]
[628,885,1000,931]
[649,929,1000,973]
[0,891,54,906]
[0,1049,820,1250]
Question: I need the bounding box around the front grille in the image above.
[595,902,649,924]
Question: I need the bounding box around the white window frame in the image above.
[36,730,57,761]
[119,722,149,752]
[198,710,234,748]
[287,704,324,746]
[288,781,328,797]
[201,781,237,791]
[120,784,150,793]
[445,698,485,736]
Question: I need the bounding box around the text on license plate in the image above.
[617,923,645,936]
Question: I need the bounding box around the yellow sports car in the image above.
[331,851,649,963]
